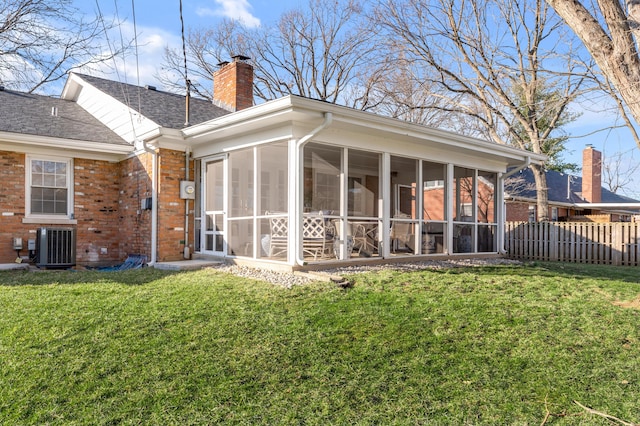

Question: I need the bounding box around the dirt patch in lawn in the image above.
[613,295,640,309]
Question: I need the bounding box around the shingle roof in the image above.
[0,88,128,145]
[73,73,231,128]
[505,167,640,204]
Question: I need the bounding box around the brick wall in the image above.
[0,150,132,265]
[74,158,122,264]
[506,201,531,222]
[0,151,27,262]
[157,148,192,262]
[118,153,153,261]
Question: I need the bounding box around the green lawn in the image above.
[0,262,639,425]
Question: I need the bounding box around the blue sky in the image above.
[82,0,639,194]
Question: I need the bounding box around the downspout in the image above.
[142,141,158,265]
[184,148,191,259]
[499,156,531,254]
[502,156,531,179]
[294,112,333,266]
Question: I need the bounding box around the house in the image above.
[0,57,545,269]
[505,146,640,222]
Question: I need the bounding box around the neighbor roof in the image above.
[0,88,127,145]
[73,73,231,129]
[505,167,640,205]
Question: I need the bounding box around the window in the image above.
[528,205,536,222]
[27,156,72,216]
[551,207,558,221]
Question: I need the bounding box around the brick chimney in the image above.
[213,55,254,111]
[582,145,602,203]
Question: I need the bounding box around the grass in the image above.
[0,262,639,424]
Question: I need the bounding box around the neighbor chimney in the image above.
[213,55,254,111]
[582,145,602,203]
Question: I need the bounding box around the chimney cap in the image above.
[217,60,230,67]
[232,54,251,62]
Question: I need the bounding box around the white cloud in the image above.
[77,21,181,90]
[197,0,261,28]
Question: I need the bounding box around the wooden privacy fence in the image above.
[505,222,640,266]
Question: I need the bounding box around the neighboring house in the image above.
[0,57,545,269]
[505,146,640,222]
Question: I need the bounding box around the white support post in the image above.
[381,153,391,258]
[446,163,454,254]
[496,172,505,253]
[288,139,299,266]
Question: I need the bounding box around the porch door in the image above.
[202,157,226,256]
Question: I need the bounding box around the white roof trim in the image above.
[183,95,546,166]
[0,131,133,161]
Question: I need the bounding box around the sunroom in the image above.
[183,95,544,269]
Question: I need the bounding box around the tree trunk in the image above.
[547,0,640,148]
[530,164,550,221]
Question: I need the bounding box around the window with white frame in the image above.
[27,156,72,216]
[528,205,536,222]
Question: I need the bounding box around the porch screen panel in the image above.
[478,171,497,252]
[229,148,254,218]
[345,149,380,258]
[303,143,341,214]
[390,156,418,255]
[347,150,379,218]
[258,142,289,260]
[228,148,254,258]
[454,167,475,253]
[258,142,289,215]
[422,161,447,254]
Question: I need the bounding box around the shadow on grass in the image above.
[439,261,640,285]
[0,267,182,287]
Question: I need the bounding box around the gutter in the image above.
[141,139,159,266]
[294,112,333,266]
[574,203,640,209]
[502,155,531,179]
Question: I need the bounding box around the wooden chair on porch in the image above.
[302,213,335,260]
[267,212,288,258]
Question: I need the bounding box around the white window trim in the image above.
[23,155,77,224]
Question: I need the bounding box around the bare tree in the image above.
[158,0,376,109]
[374,0,593,220]
[158,20,244,100]
[0,0,124,93]
[546,0,640,148]
[602,149,640,196]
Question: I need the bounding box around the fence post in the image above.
[611,223,622,266]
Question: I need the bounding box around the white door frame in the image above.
[201,155,227,257]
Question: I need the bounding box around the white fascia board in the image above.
[574,203,640,209]
[138,127,187,150]
[283,96,547,165]
[505,195,579,208]
[183,97,296,141]
[0,131,132,161]
[183,95,545,166]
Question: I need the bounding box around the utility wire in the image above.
[180,0,190,125]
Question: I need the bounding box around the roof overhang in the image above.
[0,131,133,161]
[183,95,546,168]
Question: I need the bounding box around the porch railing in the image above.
[505,221,640,266]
